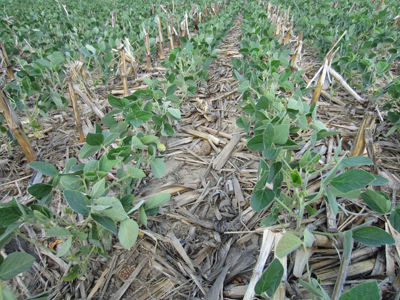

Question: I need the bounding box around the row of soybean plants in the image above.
[0,0,241,298]
[0,0,217,131]
[270,0,400,135]
[234,1,397,299]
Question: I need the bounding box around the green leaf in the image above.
[80,144,101,159]
[343,230,353,260]
[28,183,53,200]
[96,197,128,221]
[316,130,341,140]
[303,229,315,248]
[390,210,400,232]
[339,281,380,300]
[118,218,139,249]
[63,190,91,215]
[300,279,330,300]
[62,264,79,281]
[144,193,171,211]
[167,108,181,120]
[91,213,117,234]
[361,189,391,214]
[91,178,106,198]
[29,161,58,176]
[0,223,20,249]
[276,233,302,258]
[370,175,389,186]
[273,124,289,145]
[0,203,22,226]
[46,227,72,237]
[138,205,147,226]
[255,258,283,296]
[57,237,72,257]
[2,290,18,300]
[237,80,250,93]
[352,226,395,246]
[86,133,104,146]
[0,252,35,281]
[251,189,275,212]
[247,134,264,151]
[331,169,375,193]
[341,156,373,167]
[150,158,165,179]
[127,166,146,179]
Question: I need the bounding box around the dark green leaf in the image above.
[0,252,35,281]
[62,265,79,281]
[80,144,101,159]
[46,227,72,237]
[29,161,58,176]
[255,259,284,296]
[86,133,104,146]
[390,210,400,232]
[339,281,380,300]
[331,169,375,193]
[247,134,264,151]
[28,183,53,200]
[251,189,275,212]
[0,203,22,226]
[361,189,391,214]
[341,156,373,167]
[353,226,395,246]
[63,190,91,215]
[91,213,117,234]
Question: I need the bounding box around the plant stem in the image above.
[274,197,298,218]
[15,231,57,254]
[303,243,312,282]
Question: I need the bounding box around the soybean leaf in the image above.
[91,178,106,198]
[247,134,264,151]
[237,80,250,93]
[150,158,165,179]
[273,124,289,145]
[127,166,146,179]
[276,233,302,258]
[118,218,139,249]
[144,193,171,211]
[390,210,400,232]
[330,169,375,193]
[343,231,353,260]
[86,133,104,146]
[361,189,391,214]
[370,175,389,186]
[28,161,58,176]
[91,213,117,234]
[96,197,127,221]
[63,190,91,215]
[352,226,395,246]
[56,236,72,257]
[339,281,380,300]
[138,205,147,226]
[2,290,17,300]
[251,189,275,212]
[300,279,330,300]
[341,156,373,167]
[46,227,72,237]
[0,252,35,281]
[303,229,315,248]
[167,108,181,120]
[0,223,20,250]
[0,203,22,226]
[62,265,79,281]
[255,258,283,296]
[80,144,101,159]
